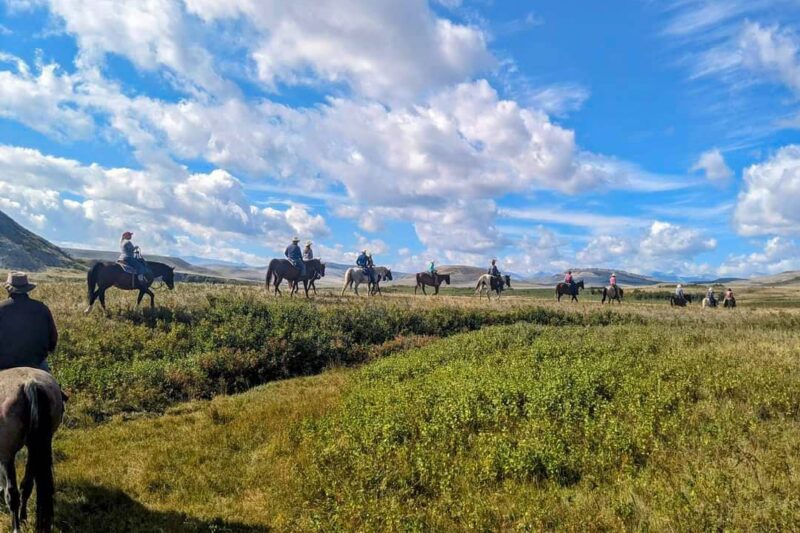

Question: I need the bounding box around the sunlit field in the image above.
[9,279,800,531]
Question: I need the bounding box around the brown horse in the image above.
[601,285,624,304]
[0,368,64,533]
[556,280,584,302]
[415,272,451,295]
[85,261,175,314]
[265,259,325,297]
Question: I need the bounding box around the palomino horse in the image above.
[0,368,64,533]
[265,259,325,297]
[475,274,512,299]
[341,267,393,296]
[601,285,624,304]
[555,280,584,302]
[414,273,451,295]
[85,261,175,314]
[669,294,693,307]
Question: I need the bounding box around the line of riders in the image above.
[114,232,739,306]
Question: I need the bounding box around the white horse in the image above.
[702,297,718,308]
[475,274,511,299]
[341,266,393,296]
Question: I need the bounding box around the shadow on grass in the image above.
[55,481,268,532]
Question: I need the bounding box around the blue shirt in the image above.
[285,244,303,263]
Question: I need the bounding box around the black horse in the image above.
[556,280,584,302]
[414,272,451,295]
[85,261,175,314]
[265,259,325,297]
[601,285,624,304]
[669,294,693,307]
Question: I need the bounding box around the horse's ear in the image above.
[170,266,175,271]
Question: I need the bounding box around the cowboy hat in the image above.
[5,272,36,294]
[292,236,300,243]
[305,240,313,246]
[122,231,133,238]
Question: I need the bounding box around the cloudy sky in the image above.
[1,0,799,278]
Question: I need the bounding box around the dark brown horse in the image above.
[0,368,64,533]
[85,261,175,314]
[669,294,693,307]
[601,285,624,304]
[556,280,584,302]
[414,272,451,295]
[265,259,325,297]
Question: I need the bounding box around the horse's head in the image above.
[443,274,451,285]
[165,265,176,289]
[577,280,585,290]
[504,275,512,288]
[318,261,326,277]
[385,269,393,281]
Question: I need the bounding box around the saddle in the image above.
[117,260,137,275]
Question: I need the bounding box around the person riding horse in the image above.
[119,231,151,285]
[675,283,685,303]
[724,287,736,308]
[565,270,576,296]
[488,259,502,290]
[357,250,374,284]
[303,240,314,261]
[285,237,306,278]
[429,260,438,286]
[706,286,717,307]
[0,273,57,373]
[609,272,618,297]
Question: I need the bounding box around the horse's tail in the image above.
[24,381,54,532]
[265,261,275,290]
[341,269,352,296]
[475,276,483,291]
[87,262,102,302]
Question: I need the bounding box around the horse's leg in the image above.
[2,461,20,532]
[98,288,109,315]
[354,281,360,296]
[136,289,145,307]
[19,456,34,524]
[422,284,427,295]
[146,288,155,308]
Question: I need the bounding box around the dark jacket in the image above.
[285,244,303,265]
[0,294,58,370]
[488,265,500,277]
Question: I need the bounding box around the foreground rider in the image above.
[565,270,576,295]
[609,272,618,296]
[488,259,501,278]
[0,273,57,372]
[285,237,306,278]
[303,241,314,261]
[724,287,736,306]
[119,231,149,285]
[675,284,685,302]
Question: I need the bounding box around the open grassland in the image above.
[8,280,800,531]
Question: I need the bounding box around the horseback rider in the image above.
[488,259,501,289]
[724,287,736,307]
[565,270,576,295]
[706,286,717,307]
[609,272,618,297]
[675,283,685,302]
[119,231,150,285]
[285,237,306,278]
[303,241,314,261]
[429,260,438,286]
[356,249,374,284]
[0,273,57,373]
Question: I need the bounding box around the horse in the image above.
[669,294,693,307]
[475,274,512,299]
[415,272,451,295]
[290,262,328,297]
[265,259,325,297]
[370,267,393,296]
[555,280,584,302]
[601,285,624,304]
[341,267,392,296]
[724,297,736,308]
[85,260,175,314]
[702,297,718,308]
[0,368,64,533]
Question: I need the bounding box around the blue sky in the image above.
[1,0,799,278]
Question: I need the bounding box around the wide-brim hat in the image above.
[292,236,300,243]
[5,272,36,294]
[305,241,313,246]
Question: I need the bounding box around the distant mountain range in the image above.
[1,209,799,287]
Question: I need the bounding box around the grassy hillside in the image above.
[0,209,81,271]
[51,306,800,531]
